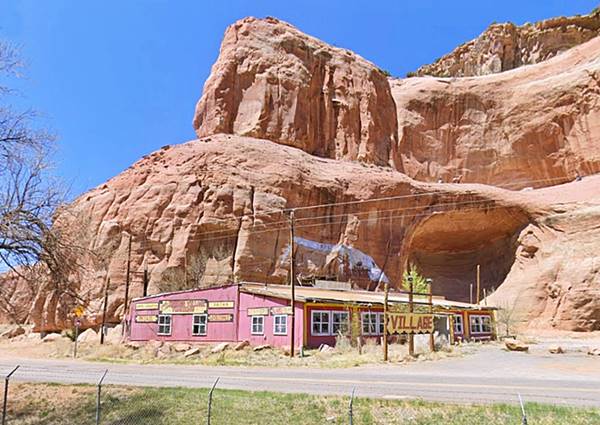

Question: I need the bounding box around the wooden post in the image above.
[2,366,19,425]
[383,282,389,361]
[142,263,149,297]
[483,288,487,306]
[408,276,415,357]
[122,234,132,336]
[476,264,481,304]
[469,283,473,304]
[289,209,296,357]
[100,277,110,345]
[427,278,435,352]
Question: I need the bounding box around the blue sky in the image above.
[1,0,598,197]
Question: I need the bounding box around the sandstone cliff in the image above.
[2,15,599,333]
[394,36,600,186]
[415,9,600,77]
[194,17,400,168]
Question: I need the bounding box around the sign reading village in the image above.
[386,313,434,334]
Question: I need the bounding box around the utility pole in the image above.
[100,277,110,345]
[289,209,296,357]
[427,278,435,352]
[383,281,389,361]
[122,234,132,336]
[408,275,414,357]
[143,263,149,297]
[476,264,481,304]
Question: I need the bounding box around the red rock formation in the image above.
[193,17,400,168]
[414,9,600,77]
[3,15,600,333]
[393,36,600,187]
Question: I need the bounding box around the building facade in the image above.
[127,282,496,349]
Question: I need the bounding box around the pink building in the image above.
[127,282,495,349]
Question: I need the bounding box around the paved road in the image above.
[2,346,600,407]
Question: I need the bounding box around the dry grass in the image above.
[0,333,464,368]
[2,382,598,425]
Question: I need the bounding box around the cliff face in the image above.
[194,17,400,168]
[394,36,600,186]
[415,10,600,77]
[3,15,600,333]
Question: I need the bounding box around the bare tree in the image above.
[496,298,521,338]
[0,40,89,321]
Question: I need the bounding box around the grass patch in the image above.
[3,383,599,424]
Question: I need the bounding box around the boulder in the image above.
[77,328,98,344]
[211,342,229,354]
[42,333,64,343]
[1,326,25,339]
[233,341,249,351]
[105,325,123,344]
[319,344,334,353]
[505,339,529,352]
[173,343,192,353]
[548,345,565,354]
[587,347,600,356]
[184,347,201,358]
[125,341,142,350]
[253,344,271,352]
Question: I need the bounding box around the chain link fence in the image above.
[0,363,542,425]
[2,366,354,425]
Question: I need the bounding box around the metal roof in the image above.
[240,282,495,311]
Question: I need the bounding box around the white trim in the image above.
[192,314,207,336]
[453,314,463,334]
[273,315,287,335]
[251,315,264,335]
[331,311,349,335]
[157,314,171,336]
[361,312,380,336]
[470,314,492,334]
[311,310,331,336]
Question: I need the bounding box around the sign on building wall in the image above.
[247,307,269,316]
[386,313,434,334]
[159,299,207,314]
[270,306,293,315]
[136,302,159,311]
[208,314,234,322]
[208,301,234,309]
[135,315,158,323]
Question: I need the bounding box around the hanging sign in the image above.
[386,313,434,334]
[208,301,234,309]
[247,307,269,316]
[208,314,234,322]
[159,299,207,314]
[135,315,158,323]
[136,302,159,311]
[270,306,293,315]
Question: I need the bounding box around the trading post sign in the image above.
[159,299,207,314]
[135,314,158,323]
[386,313,434,334]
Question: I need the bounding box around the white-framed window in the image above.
[311,311,330,336]
[361,312,379,335]
[273,315,287,335]
[251,315,264,335]
[332,311,349,336]
[453,314,463,334]
[157,315,171,335]
[470,315,492,334]
[378,312,385,335]
[192,314,207,336]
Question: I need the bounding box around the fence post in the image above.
[207,377,219,425]
[348,387,355,425]
[96,370,108,425]
[518,393,528,425]
[2,366,19,425]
